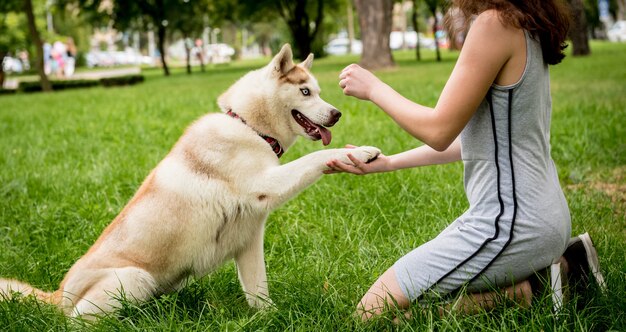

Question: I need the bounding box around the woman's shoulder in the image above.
[459,9,526,87]
[472,9,518,33]
[468,9,523,47]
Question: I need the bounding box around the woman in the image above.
[327,0,602,320]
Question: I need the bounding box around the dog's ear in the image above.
[272,44,295,75]
[299,53,314,70]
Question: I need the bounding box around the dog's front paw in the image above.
[348,146,381,164]
[248,295,275,310]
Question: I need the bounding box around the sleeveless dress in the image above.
[393,31,572,300]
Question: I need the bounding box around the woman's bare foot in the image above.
[390,280,533,324]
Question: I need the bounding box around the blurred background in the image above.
[1,0,625,91]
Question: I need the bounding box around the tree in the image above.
[112,0,175,76]
[346,0,355,55]
[583,0,600,38]
[354,0,395,69]
[424,0,443,62]
[279,0,323,59]
[619,0,626,20]
[581,0,619,38]
[169,0,211,74]
[251,22,275,57]
[0,11,26,87]
[568,0,591,56]
[0,0,51,91]
[411,0,421,61]
[238,0,340,59]
[25,0,52,91]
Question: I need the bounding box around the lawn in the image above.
[0,42,624,331]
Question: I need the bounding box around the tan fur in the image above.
[280,66,310,84]
[0,44,380,319]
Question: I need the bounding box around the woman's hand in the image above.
[324,145,392,175]
[339,64,385,100]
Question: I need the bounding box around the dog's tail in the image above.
[0,278,60,304]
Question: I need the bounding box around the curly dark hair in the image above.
[444,0,571,65]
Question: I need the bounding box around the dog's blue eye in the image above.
[300,88,310,96]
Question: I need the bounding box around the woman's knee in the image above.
[356,267,410,321]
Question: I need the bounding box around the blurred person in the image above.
[52,41,67,77]
[43,42,52,75]
[18,50,30,71]
[64,38,77,77]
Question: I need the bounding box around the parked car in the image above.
[85,51,115,68]
[327,32,435,56]
[205,43,235,63]
[390,31,436,50]
[168,41,235,64]
[324,38,363,55]
[607,20,626,42]
[85,49,153,68]
[2,56,23,73]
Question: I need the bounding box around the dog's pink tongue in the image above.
[318,126,332,146]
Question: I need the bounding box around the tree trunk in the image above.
[568,0,590,56]
[618,0,626,21]
[286,0,323,59]
[24,0,52,92]
[291,25,312,60]
[184,36,192,75]
[430,8,441,61]
[412,0,421,61]
[347,0,355,54]
[157,24,170,76]
[277,0,323,59]
[398,1,408,50]
[354,0,395,69]
[0,52,6,88]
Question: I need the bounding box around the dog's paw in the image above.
[347,146,381,164]
[248,296,275,310]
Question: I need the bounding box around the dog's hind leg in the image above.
[235,226,272,309]
[69,267,157,319]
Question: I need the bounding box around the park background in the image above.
[1,0,625,330]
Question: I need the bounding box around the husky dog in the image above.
[0,44,380,318]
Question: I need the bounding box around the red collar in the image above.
[226,110,284,158]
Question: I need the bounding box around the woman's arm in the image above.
[339,11,518,151]
[325,138,461,175]
[390,137,461,169]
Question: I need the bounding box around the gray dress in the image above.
[394,31,572,300]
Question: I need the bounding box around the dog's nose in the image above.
[327,109,342,127]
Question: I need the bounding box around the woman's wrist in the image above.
[368,80,391,103]
[384,154,399,172]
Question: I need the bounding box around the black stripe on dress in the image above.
[415,91,505,299]
[464,89,518,286]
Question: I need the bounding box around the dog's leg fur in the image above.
[65,267,157,318]
[232,146,377,308]
[254,146,379,209]
[235,225,272,308]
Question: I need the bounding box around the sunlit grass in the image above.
[0,43,624,331]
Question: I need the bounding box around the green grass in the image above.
[1,43,625,331]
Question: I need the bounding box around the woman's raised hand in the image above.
[339,64,384,101]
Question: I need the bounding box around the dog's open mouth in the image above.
[291,109,332,146]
